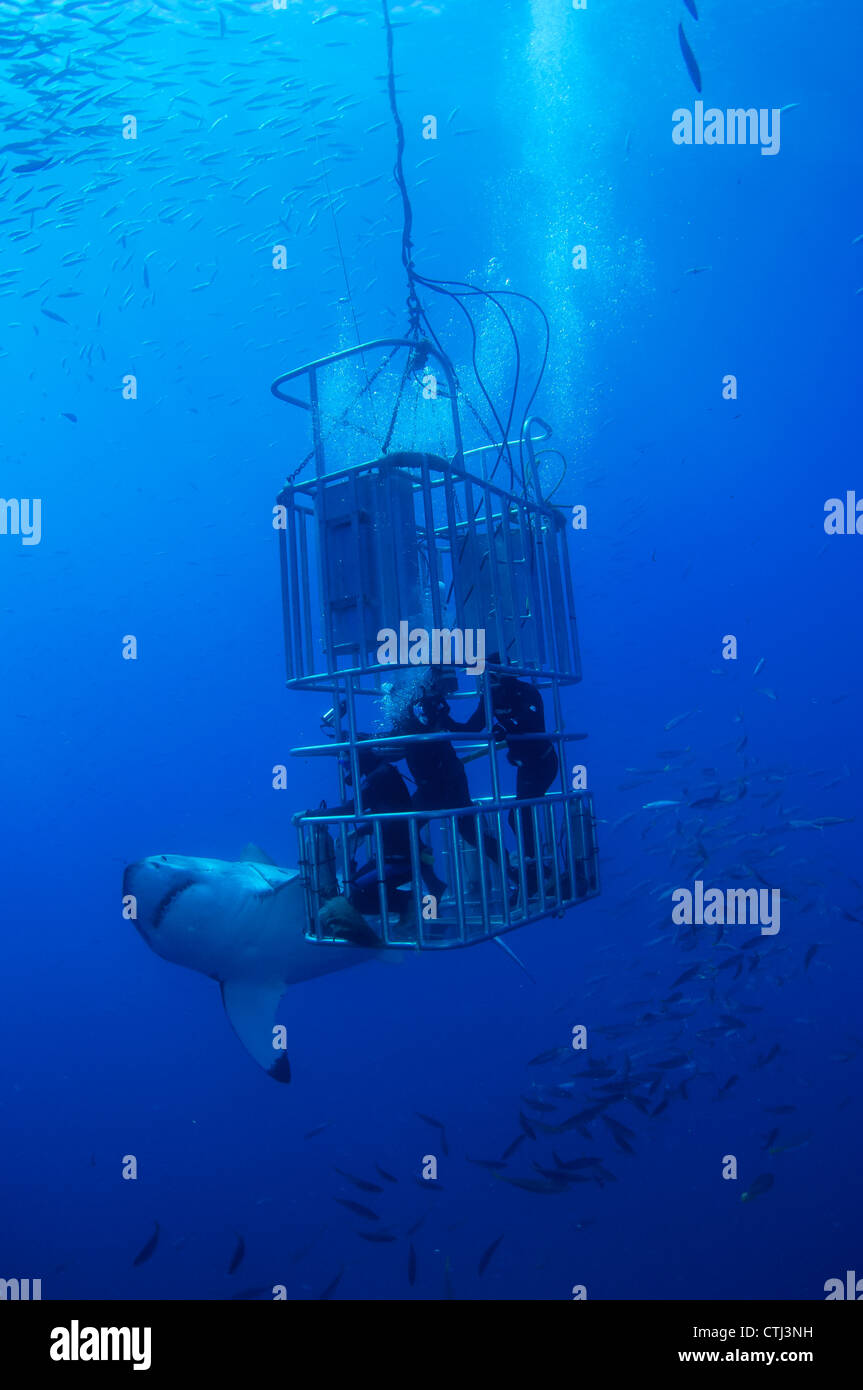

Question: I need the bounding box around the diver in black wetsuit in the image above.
[391,674,516,894]
[460,659,559,882]
[334,745,415,921]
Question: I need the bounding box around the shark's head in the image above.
[123,855,212,966]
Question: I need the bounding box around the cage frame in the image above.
[271,337,599,949]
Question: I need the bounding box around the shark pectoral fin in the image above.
[220,980,291,1083]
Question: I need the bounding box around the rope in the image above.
[533,449,568,502]
[379,4,547,475]
[382,0,422,339]
[283,8,552,493]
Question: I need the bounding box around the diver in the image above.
[459,656,559,892]
[334,743,416,924]
[389,671,516,896]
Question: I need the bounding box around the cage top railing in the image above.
[275,442,566,528]
[270,337,455,409]
[271,339,559,508]
[270,337,464,481]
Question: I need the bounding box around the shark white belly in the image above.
[124,853,388,1083]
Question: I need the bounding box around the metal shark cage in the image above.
[271,338,599,950]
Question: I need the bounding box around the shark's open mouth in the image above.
[151,877,198,930]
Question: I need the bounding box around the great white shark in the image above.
[124,849,396,1083]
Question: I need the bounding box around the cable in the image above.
[533,449,568,502]
[417,277,514,485]
[382,0,421,338]
[414,273,520,488]
[415,275,551,490]
[380,0,512,447]
[380,1,551,488]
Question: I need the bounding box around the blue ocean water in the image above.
[1,0,861,1303]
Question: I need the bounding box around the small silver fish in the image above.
[664,711,694,730]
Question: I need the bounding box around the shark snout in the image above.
[123,856,165,896]
[124,855,175,886]
[123,855,181,936]
[123,860,144,902]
